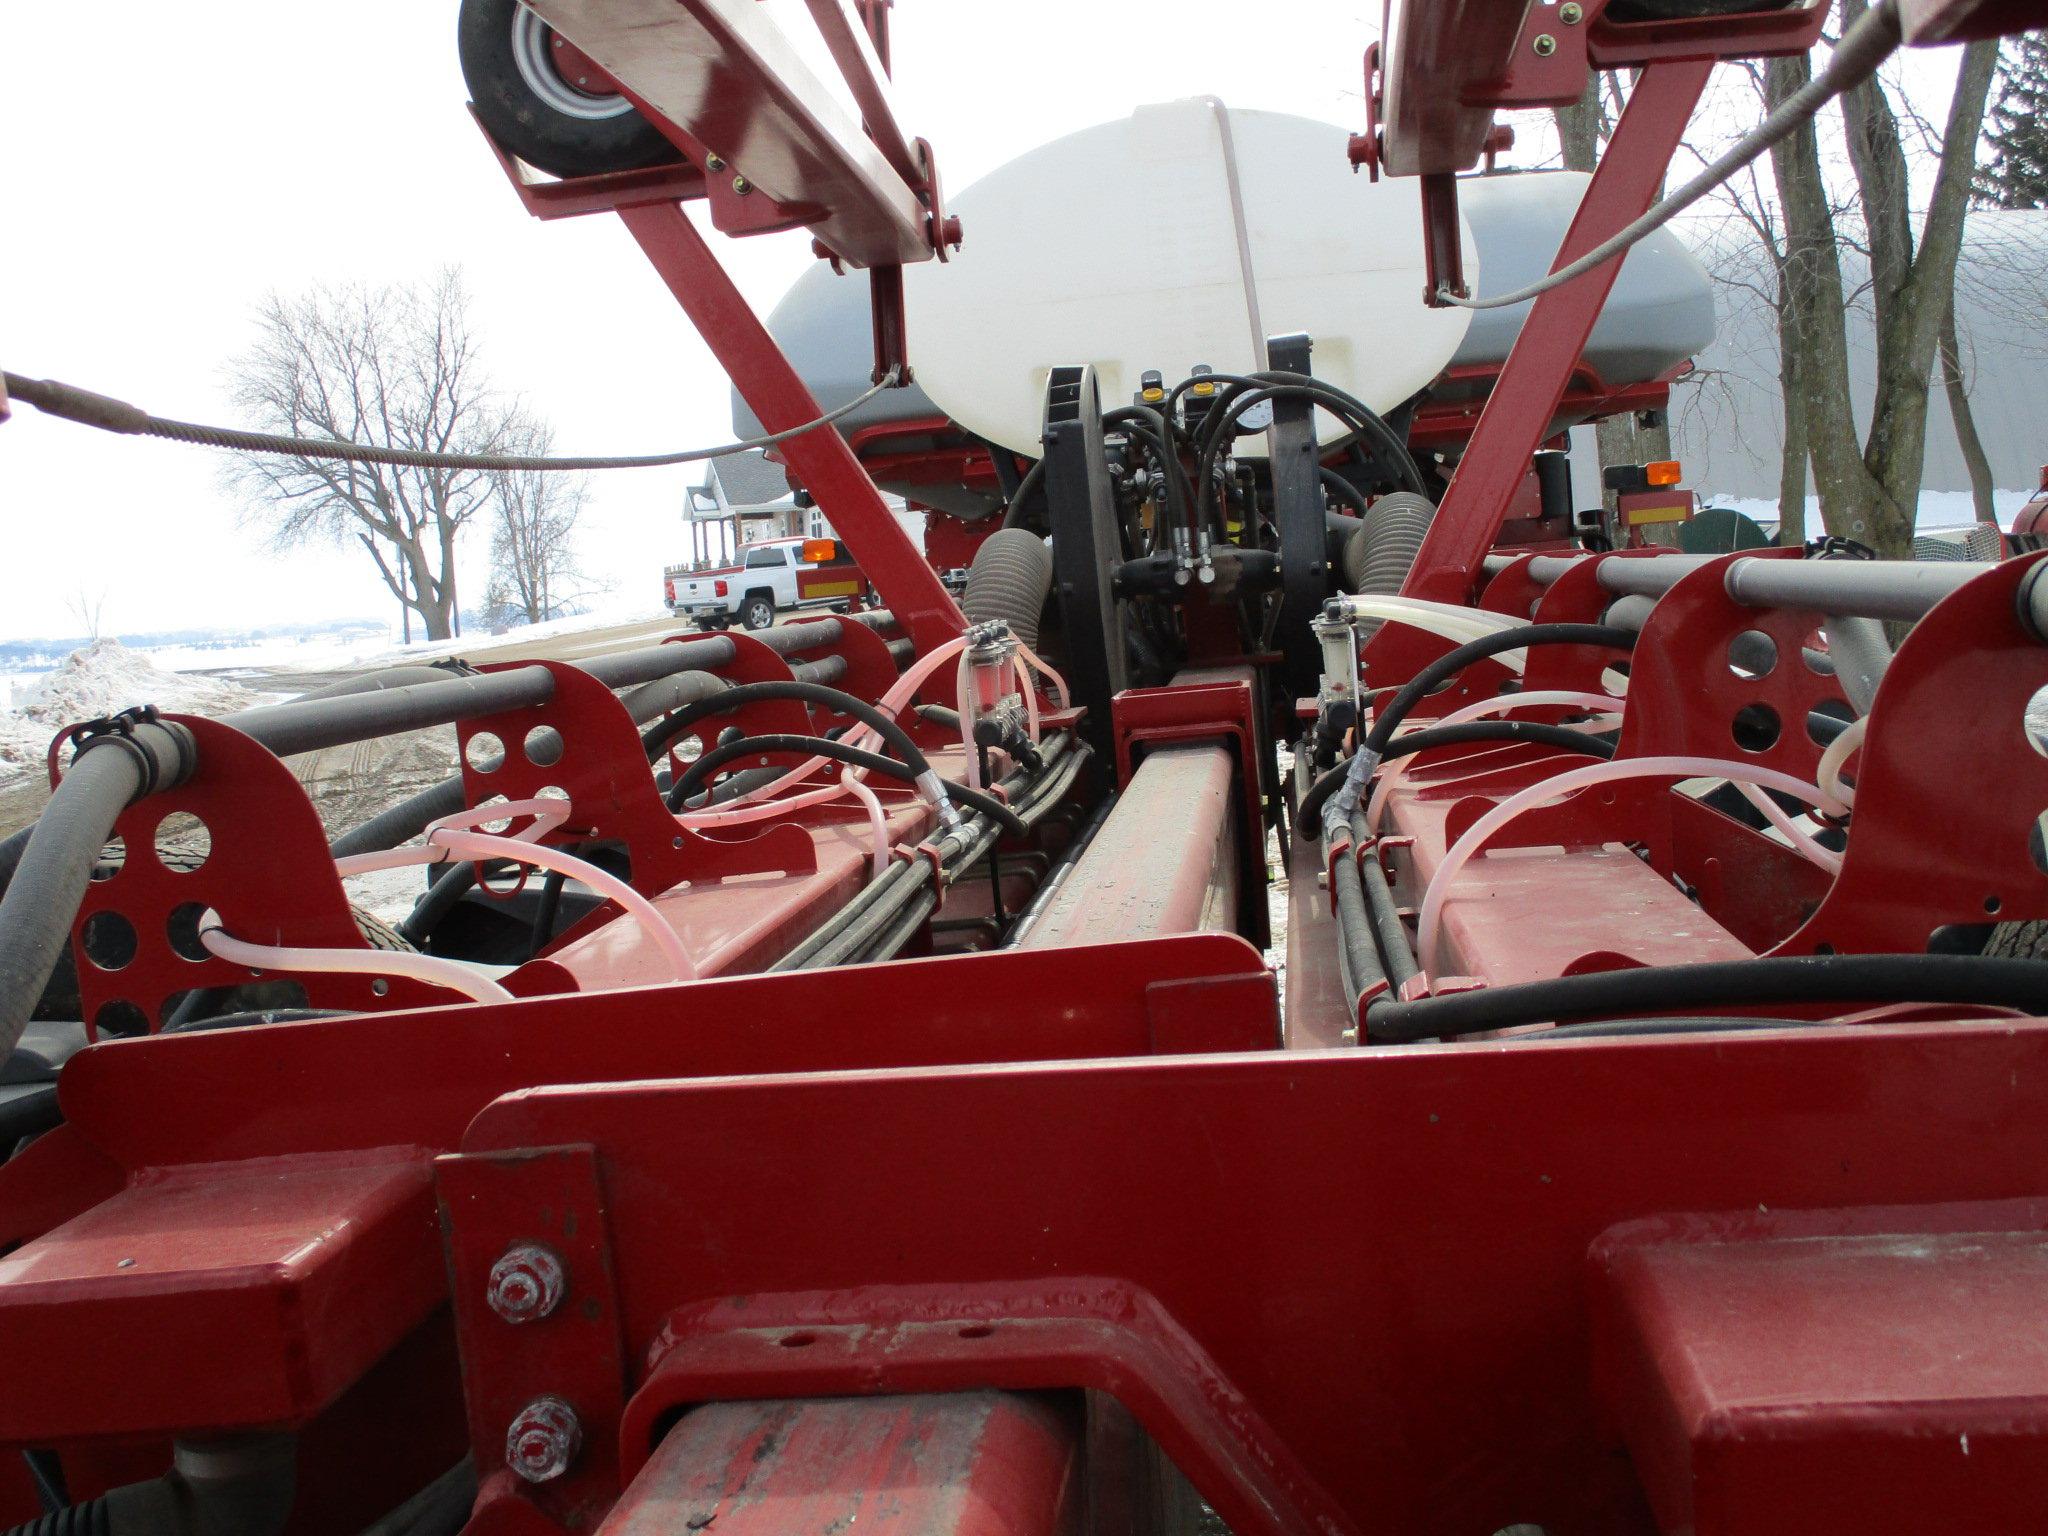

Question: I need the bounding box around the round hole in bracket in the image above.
[1802,638,1835,677]
[1806,697,1855,748]
[466,731,505,773]
[536,784,570,805]
[90,837,125,882]
[475,795,513,835]
[1985,895,2004,916]
[523,726,564,768]
[166,902,210,963]
[81,911,138,971]
[2031,815,2048,877]
[674,736,704,764]
[93,999,150,1039]
[2026,684,2048,758]
[370,977,390,997]
[154,812,210,870]
[1729,629,1778,681]
[1732,703,1781,754]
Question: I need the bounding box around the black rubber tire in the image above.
[741,595,776,631]
[1983,921,2048,961]
[1605,0,1794,17]
[458,0,684,179]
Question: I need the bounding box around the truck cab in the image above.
[663,537,866,630]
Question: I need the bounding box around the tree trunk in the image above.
[1768,50,1894,550]
[1776,257,1809,545]
[1940,298,1999,523]
[1850,31,1999,551]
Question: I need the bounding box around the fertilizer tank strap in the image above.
[0,368,900,472]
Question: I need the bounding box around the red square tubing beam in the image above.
[618,201,966,658]
[1400,58,1712,605]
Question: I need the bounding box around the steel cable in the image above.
[0,368,899,472]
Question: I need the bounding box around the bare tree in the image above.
[67,586,106,643]
[1767,8,1999,556]
[225,269,514,641]
[487,417,588,626]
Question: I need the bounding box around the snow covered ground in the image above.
[0,640,274,781]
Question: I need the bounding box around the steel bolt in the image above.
[1532,32,1557,56]
[487,1244,566,1324]
[1559,2,1584,22]
[506,1396,582,1484]
[732,174,752,196]
[705,154,727,172]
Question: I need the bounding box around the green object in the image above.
[1680,506,1772,554]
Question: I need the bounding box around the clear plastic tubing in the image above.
[1363,691,1624,835]
[335,800,696,982]
[1734,781,1842,874]
[678,634,974,824]
[1339,596,1530,673]
[1817,714,1868,808]
[1416,756,1849,983]
[430,828,695,981]
[198,915,517,1005]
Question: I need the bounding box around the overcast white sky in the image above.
[0,3,1979,643]
[0,0,1386,641]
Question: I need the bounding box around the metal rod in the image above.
[1495,552,1998,622]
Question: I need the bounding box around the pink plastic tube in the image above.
[1416,756,1848,983]
[840,770,889,877]
[429,829,695,981]
[335,806,696,982]
[1363,691,1624,835]
[334,796,571,876]
[198,913,516,1004]
[677,634,975,823]
[1734,781,1842,875]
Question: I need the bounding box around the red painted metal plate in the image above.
[49,934,1277,1172]
[455,1019,2048,1536]
[0,1150,441,1441]
[599,1393,1080,1536]
[1592,1199,2048,1535]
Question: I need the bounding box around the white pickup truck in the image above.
[664,537,867,630]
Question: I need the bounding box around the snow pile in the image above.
[0,640,266,780]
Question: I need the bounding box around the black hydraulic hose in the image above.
[1365,954,2048,1045]
[1104,405,1198,539]
[399,862,482,948]
[671,734,1028,837]
[0,720,194,1062]
[1351,813,1423,994]
[327,778,470,861]
[1538,1015,1816,1040]
[1366,625,1635,759]
[784,738,1080,971]
[331,660,841,864]
[223,636,738,758]
[530,869,568,952]
[839,747,1085,968]
[290,664,470,702]
[1000,457,1047,531]
[644,681,932,790]
[1298,715,1622,839]
[1185,374,1427,510]
[1317,466,1372,518]
[1330,841,1384,1013]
